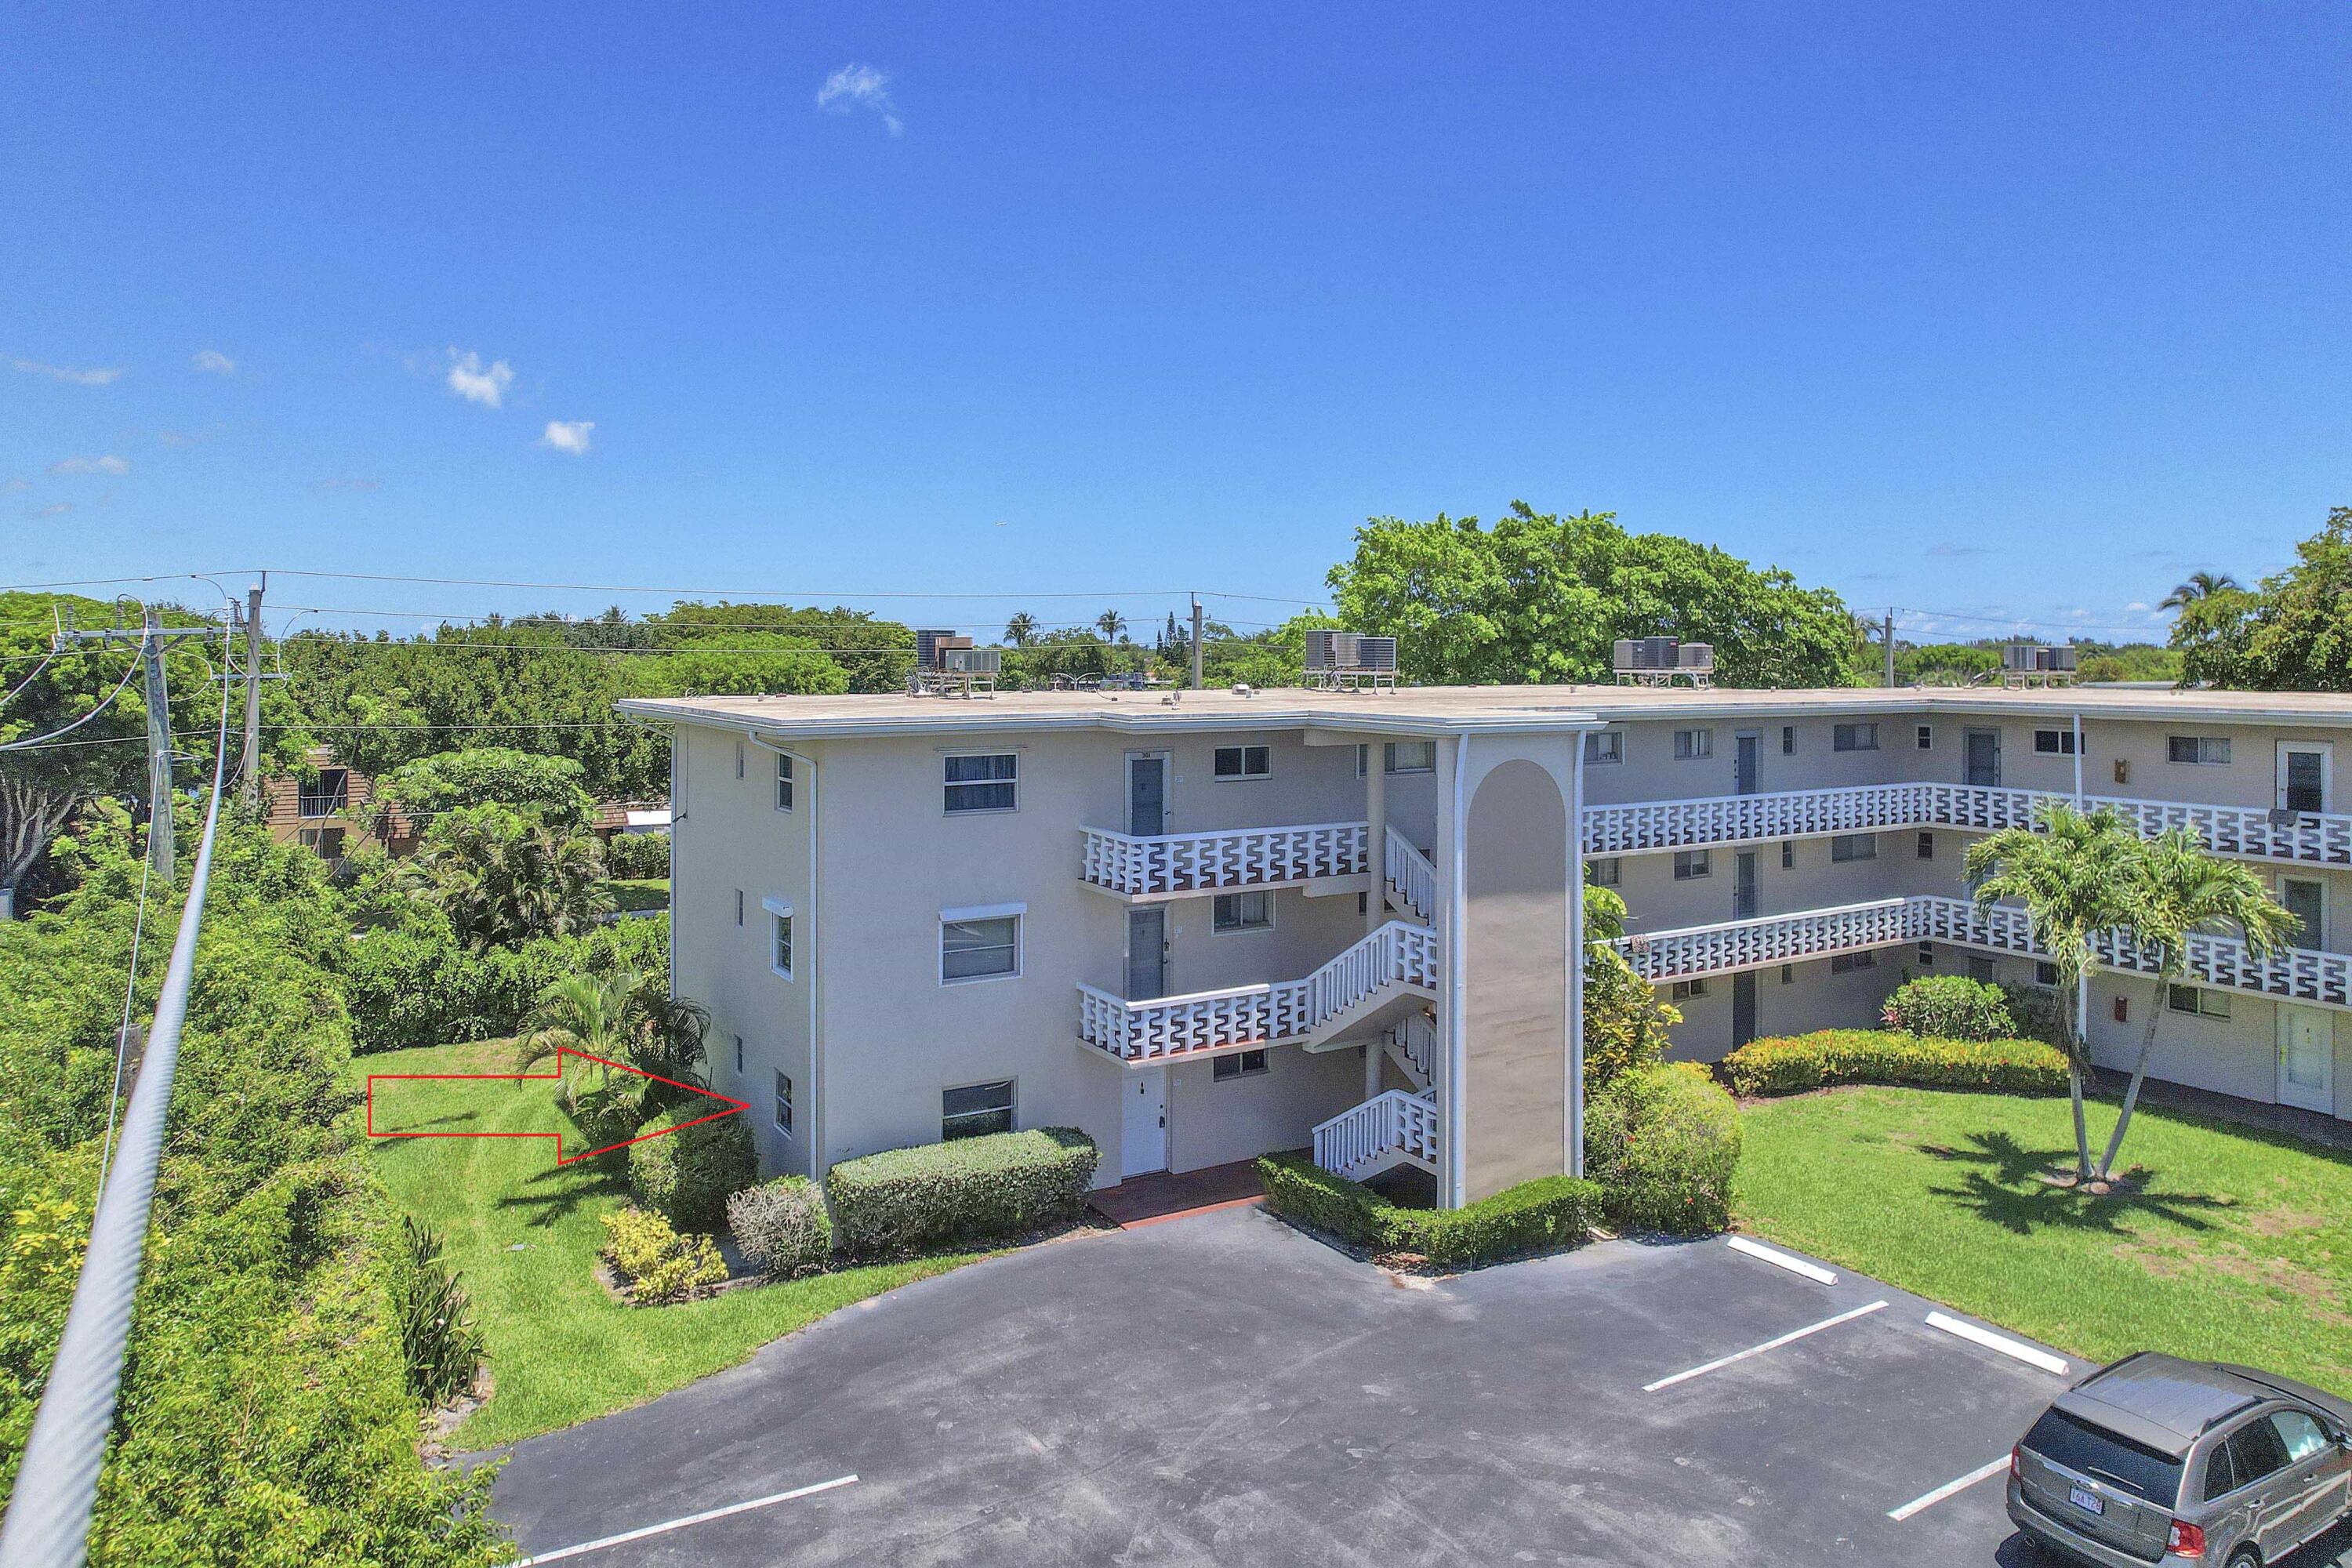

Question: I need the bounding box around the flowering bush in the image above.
[1582,1064,1741,1235]
[1881,975,2013,1040]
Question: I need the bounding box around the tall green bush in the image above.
[826,1129,1098,1254]
[1882,975,2013,1040]
[334,915,668,1053]
[627,1105,757,1232]
[1583,1064,1742,1235]
[603,831,670,880]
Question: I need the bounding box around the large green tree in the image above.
[2169,506,2352,690]
[1326,503,1864,687]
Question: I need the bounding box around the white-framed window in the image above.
[2033,728,2078,756]
[944,752,1018,812]
[941,905,1022,983]
[1969,955,1997,983]
[1211,1048,1269,1083]
[1833,722,1879,753]
[1671,978,1708,1001]
[1917,942,1935,966]
[775,752,795,811]
[735,738,746,779]
[1674,729,1713,760]
[1830,950,1877,974]
[1780,840,1794,869]
[1213,743,1272,780]
[942,1079,1014,1141]
[1780,725,1795,755]
[2034,960,2060,988]
[2168,984,2231,1019]
[1915,724,1933,750]
[774,1070,794,1135]
[2168,735,2232,766]
[1778,964,1794,984]
[1831,833,1878,863]
[1584,731,1623,765]
[769,909,795,980]
[1915,832,1934,860]
[1212,890,1276,932]
[1385,740,1436,774]
[1586,856,1621,887]
[1673,849,1711,880]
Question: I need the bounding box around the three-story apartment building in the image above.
[621,683,2352,1210]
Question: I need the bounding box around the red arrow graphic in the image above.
[365,1047,750,1167]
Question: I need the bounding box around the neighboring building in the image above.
[619,684,2352,1208]
[260,747,416,862]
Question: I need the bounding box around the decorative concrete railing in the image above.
[1312,1088,1439,1181]
[1079,821,1368,898]
[1385,825,1437,922]
[1613,898,1918,982]
[1076,919,1438,1064]
[1387,1011,1436,1087]
[1583,782,2352,870]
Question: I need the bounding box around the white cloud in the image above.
[541,419,593,456]
[12,358,121,387]
[49,454,130,476]
[445,349,515,408]
[192,349,237,376]
[3,477,27,492]
[2124,601,2152,613]
[816,63,903,136]
[31,502,72,519]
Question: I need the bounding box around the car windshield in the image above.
[2025,1409,2185,1505]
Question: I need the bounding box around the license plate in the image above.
[2068,1485,2104,1516]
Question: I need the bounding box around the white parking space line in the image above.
[1888,1456,2011,1522]
[1923,1312,2071,1377]
[1642,1301,1889,1392]
[516,1475,860,1565]
[1726,1235,1837,1284]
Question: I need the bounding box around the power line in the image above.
[0,652,144,752]
[262,566,1334,603]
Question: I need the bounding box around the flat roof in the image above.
[617,681,2352,740]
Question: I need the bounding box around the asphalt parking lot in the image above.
[486,1206,2352,1566]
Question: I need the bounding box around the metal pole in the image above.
[1882,609,1896,688]
[1189,595,1204,690]
[138,612,174,886]
[238,576,264,806]
[0,637,232,1568]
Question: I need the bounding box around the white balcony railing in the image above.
[1582,781,2352,870]
[1384,825,1436,922]
[1079,821,1368,898]
[1613,895,2352,1011]
[1312,1088,1439,1181]
[1076,919,1438,1065]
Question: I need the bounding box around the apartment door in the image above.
[1127,752,1168,837]
[1733,851,1759,919]
[2278,1005,2333,1114]
[1126,906,1168,1000]
[1734,731,1761,796]
[1964,728,2002,787]
[1731,971,1758,1048]
[2278,742,2332,815]
[1122,1069,1167,1177]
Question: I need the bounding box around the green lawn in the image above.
[1733,1087,2352,1396]
[606,877,671,913]
[358,1039,975,1447]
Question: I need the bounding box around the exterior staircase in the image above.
[1312,1088,1439,1181]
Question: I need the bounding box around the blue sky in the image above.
[4,2,2344,644]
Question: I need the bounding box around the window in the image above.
[1673,850,1711,880]
[1833,722,1879,753]
[1780,840,1794,869]
[944,753,1018,812]
[1917,942,1935,966]
[1830,951,1877,974]
[2271,1410,2330,1466]
[1831,833,1878,863]
[1385,740,1436,774]
[942,1080,1014,1141]
[775,753,795,811]
[1214,744,1272,780]
[1671,978,1708,1001]
[298,768,349,819]
[2021,1409,2183,1507]
[2035,961,2060,988]
[735,888,745,927]
[2033,728,2078,756]
[1586,857,1621,887]
[2168,735,2232,766]
[2167,983,2231,1019]
[2223,1419,2291,1493]
[1673,729,1713,760]
[1780,725,1795,756]
[735,1034,744,1074]
[1778,964,1794,984]
[1915,832,1934,860]
[1915,724,1933,750]
[1583,731,1623,765]
[735,739,746,779]
[1968,956,1996,983]
[2201,1443,2236,1504]
[1212,891,1275,932]
[770,912,794,979]
[774,1071,794,1135]
[1212,1049,1269,1083]
[942,910,1021,982]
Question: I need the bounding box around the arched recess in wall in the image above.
[1461,757,1571,1201]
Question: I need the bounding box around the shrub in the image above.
[601,1207,727,1304]
[336,914,668,1053]
[1882,975,2013,1040]
[826,1128,1098,1254]
[604,831,670,880]
[1720,1029,2071,1098]
[1583,1065,1742,1235]
[727,1176,833,1277]
[1255,1153,1603,1267]
[393,1215,485,1407]
[627,1105,757,1232]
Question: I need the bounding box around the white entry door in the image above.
[2278,1004,2334,1113]
[1122,1069,1167,1177]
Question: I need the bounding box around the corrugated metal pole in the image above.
[137,610,174,886]
[238,575,264,806]
[1189,595,1204,690]
[0,631,233,1568]
[1882,608,1896,688]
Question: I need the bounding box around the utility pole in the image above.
[1189,595,1205,690]
[1882,608,1896,688]
[238,575,265,806]
[136,612,176,884]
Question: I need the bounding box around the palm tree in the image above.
[2095,829,2292,1178]
[1094,608,1127,644]
[413,814,614,947]
[512,967,712,1113]
[2159,571,2241,612]
[1964,802,2142,1180]
[1003,612,1039,648]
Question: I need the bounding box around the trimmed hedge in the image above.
[1722,1029,2071,1098]
[726,1175,833,1277]
[1255,1153,1604,1268]
[1882,975,2013,1040]
[626,1105,757,1232]
[1583,1064,1741,1235]
[826,1128,1098,1254]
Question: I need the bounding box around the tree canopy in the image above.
[1326,503,1864,688]
[2170,506,2352,691]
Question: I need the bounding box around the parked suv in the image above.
[2008,1352,2352,1564]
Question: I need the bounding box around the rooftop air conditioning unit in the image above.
[1614,634,1715,688]
[1303,630,1396,691]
